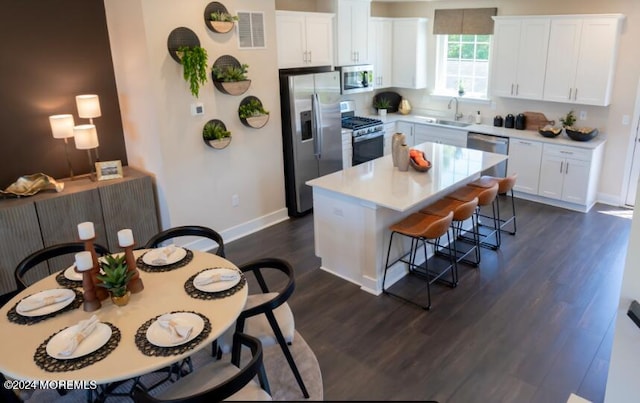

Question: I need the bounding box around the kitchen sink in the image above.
[413,116,471,128]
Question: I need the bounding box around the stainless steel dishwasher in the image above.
[467,132,509,177]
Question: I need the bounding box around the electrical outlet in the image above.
[579,111,587,120]
[191,102,204,116]
[231,194,239,207]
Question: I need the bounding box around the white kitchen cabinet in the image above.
[369,18,393,88]
[491,17,550,100]
[318,0,370,66]
[543,16,623,106]
[342,130,353,169]
[507,138,543,194]
[538,144,595,206]
[392,18,427,89]
[395,121,414,147]
[414,124,467,147]
[276,11,334,69]
[383,122,394,156]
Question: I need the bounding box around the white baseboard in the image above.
[179,208,290,252]
[597,192,624,207]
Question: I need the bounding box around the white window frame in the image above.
[433,34,492,101]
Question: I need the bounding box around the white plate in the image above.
[193,268,241,293]
[146,312,204,347]
[63,265,83,281]
[16,288,76,317]
[46,322,112,359]
[142,247,187,266]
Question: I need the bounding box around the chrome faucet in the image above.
[448,97,463,121]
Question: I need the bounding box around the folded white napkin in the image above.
[59,315,100,357]
[157,314,193,343]
[151,245,178,265]
[20,292,74,312]
[194,271,240,286]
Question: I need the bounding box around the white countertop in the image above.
[306,142,507,212]
[375,113,606,150]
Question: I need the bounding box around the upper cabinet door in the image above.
[491,18,550,100]
[305,15,334,67]
[392,18,428,89]
[544,16,622,106]
[334,0,370,65]
[369,18,393,88]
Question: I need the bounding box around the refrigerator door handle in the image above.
[312,93,323,159]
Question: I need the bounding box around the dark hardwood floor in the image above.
[224,197,632,402]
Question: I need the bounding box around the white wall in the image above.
[368,0,640,206]
[104,0,288,246]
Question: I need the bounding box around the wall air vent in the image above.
[237,11,265,49]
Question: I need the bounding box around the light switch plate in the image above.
[191,103,204,116]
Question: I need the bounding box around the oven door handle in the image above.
[312,93,323,159]
[353,131,383,143]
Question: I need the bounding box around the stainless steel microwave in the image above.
[336,65,374,95]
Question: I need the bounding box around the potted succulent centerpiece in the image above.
[373,97,391,117]
[211,61,251,95]
[177,45,208,98]
[239,97,269,128]
[203,120,232,149]
[97,254,135,306]
[208,10,238,33]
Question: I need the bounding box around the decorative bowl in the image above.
[409,151,432,172]
[538,127,562,138]
[565,127,599,142]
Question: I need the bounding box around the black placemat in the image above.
[33,322,121,372]
[136,249,194,273]
[7,289,84,325]
[184,268,246,300]
[135,311,211,357]
[55,269,82,288]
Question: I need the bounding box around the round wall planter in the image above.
[238,96,269,129]
[167,27,200,63]
[202,119,232,149]
[204,2,236,33]
[211,55,250,95]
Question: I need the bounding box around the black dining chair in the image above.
[144,225,225,257]
[132,333,271,402]
[216,257,309,399]
[14,242,110,291]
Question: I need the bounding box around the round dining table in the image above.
[0,249,247,388]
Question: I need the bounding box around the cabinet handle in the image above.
[516,84,519,96]
[560,151,573,155]
[519,141,531,145]
[568,88,572,100]
[560,161,564,174]
[566,162,569,174]
[308,51,312,63]
[574,88,578,101]
[511,84,514,95]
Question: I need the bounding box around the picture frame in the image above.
[95,160,123,181]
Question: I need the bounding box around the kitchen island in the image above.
[306,142,506,295]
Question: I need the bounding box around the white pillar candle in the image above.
[117,229,134,247]
[77,221,95,240]
[75,251,94,271]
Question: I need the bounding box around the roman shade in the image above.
[433,8,497,35]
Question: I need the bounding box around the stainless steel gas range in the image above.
[340,101,384,166]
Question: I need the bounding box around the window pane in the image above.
[461,35,475,42]
[436,34,491,97]
[477,35,490,43]
[449,34,461,42]
[476,44,490,60]
[447,43,460,59]
[461,44,474,59]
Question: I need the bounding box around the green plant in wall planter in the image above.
[177,45,208,98]
[211,63,251,95]
[203,120,232,149]
[239,98,270,128]
[208,11,238,33]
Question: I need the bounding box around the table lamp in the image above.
[76,94,101,160]
[48,114,75,180]
[74,124,99,180]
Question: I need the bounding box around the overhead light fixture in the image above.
[74,124,99,180]
[49,114,75,179]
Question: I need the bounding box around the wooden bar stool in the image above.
[382,211,456,310]
[447,183,501,249]
[469,173,518,236]
[421,196,480,267]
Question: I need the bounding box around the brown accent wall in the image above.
[0,0,127,188]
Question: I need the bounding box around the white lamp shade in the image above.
[76,94,101,119]
[49,114,75,139]
[74,124,99,150]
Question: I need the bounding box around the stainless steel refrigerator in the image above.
[280,67,342,216]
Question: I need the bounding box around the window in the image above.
[435,34,491,99]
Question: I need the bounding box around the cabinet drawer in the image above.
[543,143,591,161]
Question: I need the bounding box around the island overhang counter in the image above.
[306,142,507,295]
